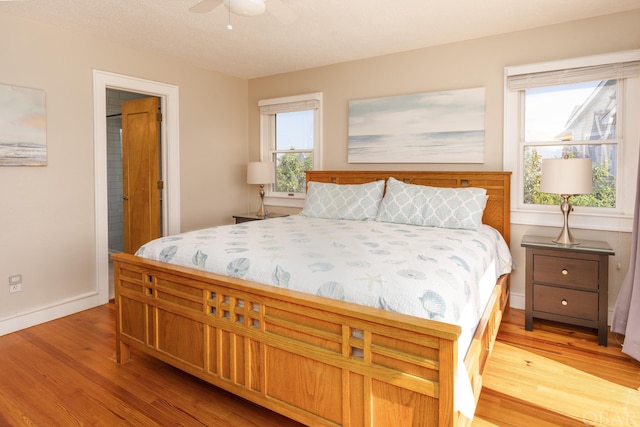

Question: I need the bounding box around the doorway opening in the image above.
[93,70,180,302]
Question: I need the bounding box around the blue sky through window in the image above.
[275,110,314,150]
[525,81,603,142]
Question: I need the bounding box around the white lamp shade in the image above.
[247,161,275,184]
[540,157,593,195]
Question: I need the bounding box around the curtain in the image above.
[611,150,640,361]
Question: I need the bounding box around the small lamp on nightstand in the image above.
[247,161,275,218]
[540,156,593,246]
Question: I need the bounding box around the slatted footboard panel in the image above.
[114,253,462,427]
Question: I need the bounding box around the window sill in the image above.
[265,195,305,209]
[511,209,632,233]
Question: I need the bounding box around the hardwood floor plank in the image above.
[1,303,638,426]
[494,310,640,389]
[481,342,640,425]
[475,388,587,427]
[0,304,302,427]
[474,309,640,427]
[0,332,162,426]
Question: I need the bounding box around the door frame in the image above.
[93,70,181,300]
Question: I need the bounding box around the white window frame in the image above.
[259,92,323,208]
[504,50,640,233]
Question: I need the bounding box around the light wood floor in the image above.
[476,309,640,426]
[0,304,638,426]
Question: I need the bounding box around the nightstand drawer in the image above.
[533,255,598,290]
[533,284,598,321]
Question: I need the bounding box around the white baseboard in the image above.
[509,291,525,310]
[0,292,105,336]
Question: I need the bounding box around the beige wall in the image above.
[248,10,640,315]
[0,14,248,330]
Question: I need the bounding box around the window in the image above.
[504,51,640,232]
[522,80,618,209]
[259,92,322,207]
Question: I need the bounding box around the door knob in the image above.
[122,195,129,200]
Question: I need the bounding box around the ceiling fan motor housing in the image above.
[224,0,266,16]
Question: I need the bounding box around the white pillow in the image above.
[375,177,487,230]
[300,180,385,220]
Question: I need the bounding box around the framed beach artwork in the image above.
[0,83,47,166]
[348,87,485,163]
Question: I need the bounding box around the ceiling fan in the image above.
[190,0,297,24]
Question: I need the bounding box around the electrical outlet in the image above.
[9,275,22,293]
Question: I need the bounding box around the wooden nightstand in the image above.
[521,235,614,346]
[232,213,288,224]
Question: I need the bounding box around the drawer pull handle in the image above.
[561,299,568,306]
[561,269,568,275]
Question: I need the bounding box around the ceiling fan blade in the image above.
[189,0,223,13]
[267,0,297,24]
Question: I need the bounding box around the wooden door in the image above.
[122,97,161,254]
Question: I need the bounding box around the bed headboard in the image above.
[306,170,511,245]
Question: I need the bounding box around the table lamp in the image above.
[247,161,275,218]
[540,156,593,245]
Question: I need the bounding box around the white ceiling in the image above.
[2,0,639,79]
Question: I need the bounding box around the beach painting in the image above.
[348,87,485,163]
[0,83,47,166]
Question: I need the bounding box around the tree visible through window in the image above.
[522,80,617,209]
[274,110,314,193]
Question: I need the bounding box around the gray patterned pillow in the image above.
[376,177,487,230]
[300,180,385,220]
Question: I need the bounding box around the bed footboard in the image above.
[114,252,467,427]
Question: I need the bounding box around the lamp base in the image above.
[553,194,580,246]
[255,185,270,218]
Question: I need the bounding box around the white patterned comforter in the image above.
[137,215,511,330]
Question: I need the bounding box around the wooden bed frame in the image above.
[113,170,511,427]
